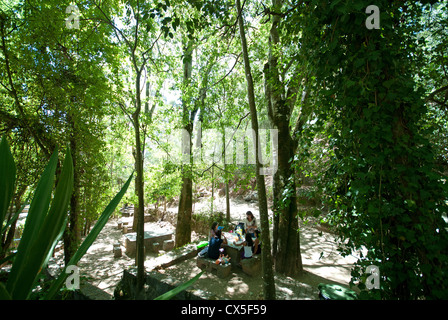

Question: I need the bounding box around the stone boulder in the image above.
[241,256,261,277]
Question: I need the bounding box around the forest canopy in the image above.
[1,0,447,300]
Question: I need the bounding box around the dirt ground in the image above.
[64,195,359,300]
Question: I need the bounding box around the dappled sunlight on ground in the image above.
[76,219,135,296]
[227,277,249,294]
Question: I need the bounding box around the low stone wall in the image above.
[197,256,232,278]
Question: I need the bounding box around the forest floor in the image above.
[54,194,360,300]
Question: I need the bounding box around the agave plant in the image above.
[0,136,133,300]
[0,135,204,300]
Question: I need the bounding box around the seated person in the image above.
[235,233,254,260]
[209,221,218,240]
[208,229,227,260]
[253,229,261,254]
[244,211,257,237]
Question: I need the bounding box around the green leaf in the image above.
[330,0,342,9]
[0,135,16,227]
[6,148,59,298]
[0,282,11,300]
[43,171,134,300]
[154,270,204,300]
[38,148,74,273]
[7,148,73,300]
[186,20,194,33]
[173,16,180,29]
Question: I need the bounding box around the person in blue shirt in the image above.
[208,229,228,259]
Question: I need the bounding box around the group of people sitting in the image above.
[207,211,261,264]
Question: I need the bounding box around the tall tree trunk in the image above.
[176,172,193,247]
[236,0,276,299]
[265,0,303,276]
[0,188,25,261]
[132,146,138,231]
[133,69,146,295]
[223,131,231,222]
[176,40,213,247]
[225,177,230,221]
[175,39,195,248]
[211,165,214,214]
[132,78,153,233]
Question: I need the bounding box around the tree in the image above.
[295,0,448,299]
[93,0,169,294]
[417,2,448,171]
[264,0,304,276]
[236,0,276,300]
[0,0,118,264]
[174,0,234,248]
[176,36,196,247]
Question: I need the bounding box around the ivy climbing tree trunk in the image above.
[296,0,448,299]
[236,0,276,300]
[264,0,303,277]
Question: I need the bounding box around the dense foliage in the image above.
[292,0,448,299]
[1,0,447,299]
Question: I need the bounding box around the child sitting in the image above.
[235,233,254,260]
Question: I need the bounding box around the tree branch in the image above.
[427,84,448,103]
[209,53,242,88]
[118,102,135,127]
[93,1,133,52]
